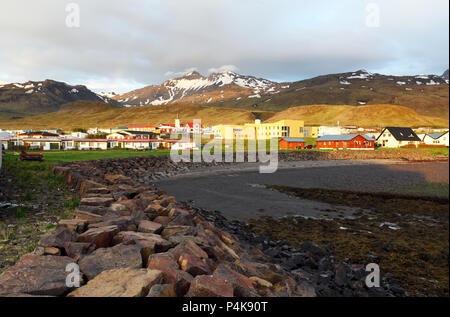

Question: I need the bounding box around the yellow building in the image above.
[212,124,256,140]
[244,119,305,139]
[213,120,304,140]
[303,126,319,138]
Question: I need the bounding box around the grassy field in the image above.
[377,147,449,157]
[266,104,449,128]
[3,149,172,164]
[0,152,81,273]
[1,101,448,131]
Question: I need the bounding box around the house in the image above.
[19,138,61,151]
[279,138,306,150]
[73,139,109,150]
[318,126,342,137]
[127,125,159,133]
[316,134,375,150]
[303,126,319,138]
[110,139,157,150]
[107,130,157,140]
[376,127,421,148]
[17,131,60,139]
[245,120,305,140]
[423,132,449,147]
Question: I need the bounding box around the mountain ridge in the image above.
[111,69,449,119]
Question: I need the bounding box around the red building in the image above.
[316,134,374,150]
[279,138,306,150]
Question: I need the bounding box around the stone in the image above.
[89,216,134,231]
[138,220,162,234]
[178,253,211,276]
[250,276,273,289]
[146,253,193,296]
[68,268,163,297]
[145,203,168,217]
[109,202,132,216]
[335,263,347,287]
[74,210,103,224]
[57,219,88,233]
[0,255,75,296]
[171,240,208,262]
[186,275,234,297]
[44,247,61,256]
[64,242,96,260]
[112,231,171,252]
[105,174,133,185]
[301,241,327,259]
[296,281,316,297]
[161,226,196,239]
[153,216,171,225]
[77,225,119,248]
[214,263,257,297]
[147,284,177,297]
[78,244,143,280]
[38,227,78,249]
[168,208,190,217]
[80,197,114,207]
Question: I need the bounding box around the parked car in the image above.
[305,145,314,149]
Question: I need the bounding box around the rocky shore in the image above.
[0,152,430,297]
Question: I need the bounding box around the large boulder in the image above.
[64,242,96,261]
[79,197,114,207]
[138,220,163,234]
[112,231,171,252]
[77,225,119,248]
[186,275,234,297]
[68,268,163,297]
[0,255,75,296]
[38,227,78,249]
[78,244,143,280]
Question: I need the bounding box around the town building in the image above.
[376,127,421,148]
[316,134,375,150]
[279,138,306,150]
[17,131,60,139]
[106,130,158,140]
[422,132,449,147]
[303,127,319,138]
[318,126,342,137]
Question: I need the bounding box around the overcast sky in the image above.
[0,0,448,93]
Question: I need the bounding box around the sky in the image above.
[0,0,448,93]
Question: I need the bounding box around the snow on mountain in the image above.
[113,70,280,106]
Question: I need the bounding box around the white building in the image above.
[318,126,342,137]
[423,132,449,147]
[376,127,421,148]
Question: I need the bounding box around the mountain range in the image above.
[0,69,448,124]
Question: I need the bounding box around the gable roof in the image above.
[281,138,305,143]
[317,134,374,142]
[379,127,421,141]
[426,131,449,139]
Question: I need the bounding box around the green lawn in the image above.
[4,149,172,164]
[376,147,449,157]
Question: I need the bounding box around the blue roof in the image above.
[427,133,446,139]
[317,134,374,142]
[281,138,305,142]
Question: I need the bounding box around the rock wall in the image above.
[0,152,417,297]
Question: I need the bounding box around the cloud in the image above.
[0,0,447,93]
[164,67,199,77]
[207,65,240,74]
